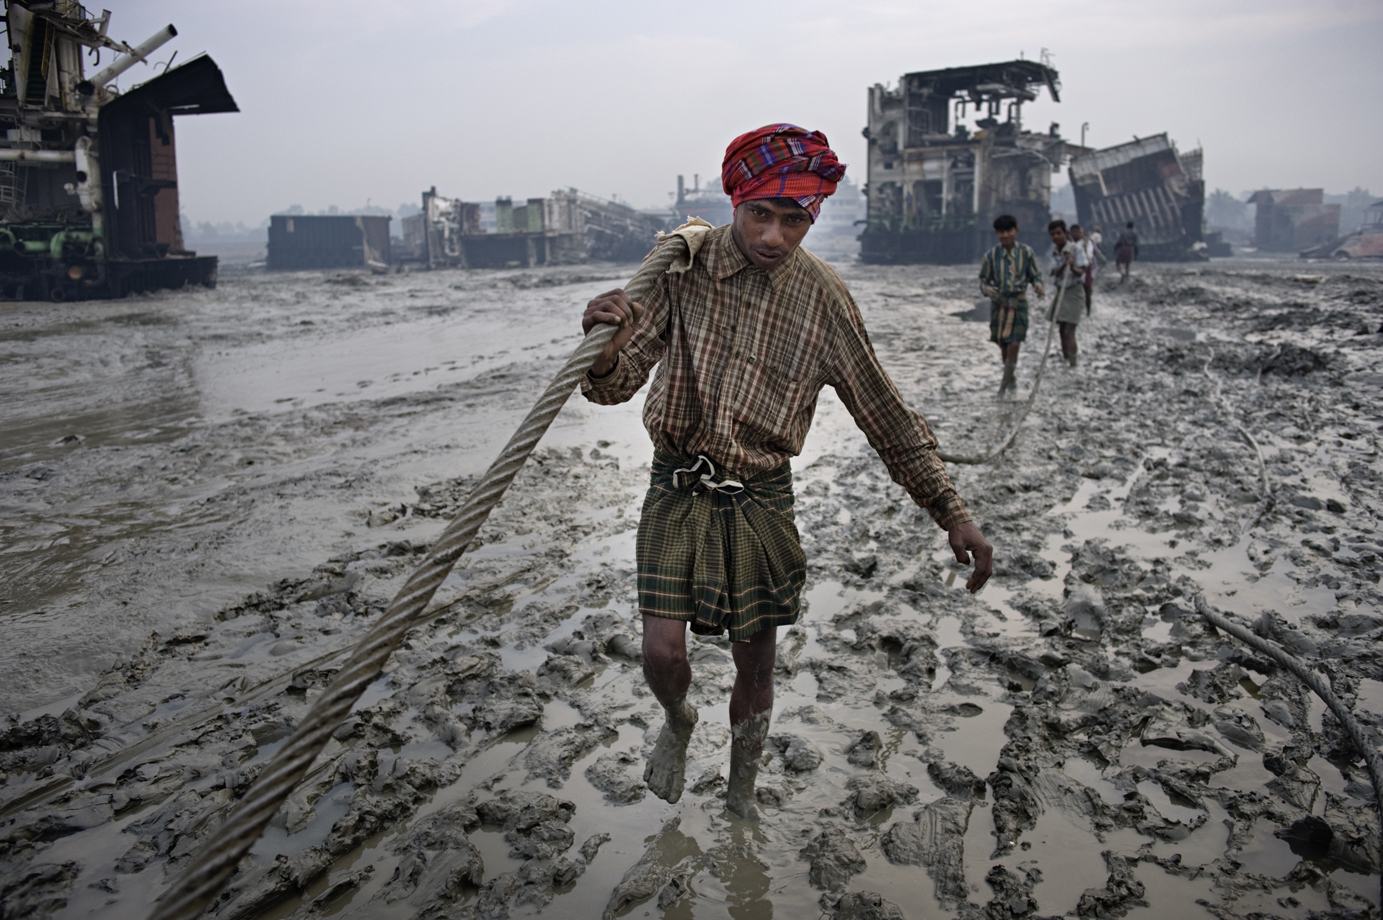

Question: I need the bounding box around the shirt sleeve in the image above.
[579,274,671,405]
[1023,247,1042,285]
[978,251,995,293]
[824,292,973,531]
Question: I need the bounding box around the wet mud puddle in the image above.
[1,258,1382,918]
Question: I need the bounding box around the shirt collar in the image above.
[706,224,798,290]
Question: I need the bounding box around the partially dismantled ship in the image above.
[0,1,236,300]
[1069,134,1207,261]
[860,59,1211,264]
[860,59,1072,264]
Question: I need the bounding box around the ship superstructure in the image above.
[0,1,236,300]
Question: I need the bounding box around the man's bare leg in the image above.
[642,615,697,803]
[999,342,1020,395]
[1059,323,1078,367]
[726,626,777,819]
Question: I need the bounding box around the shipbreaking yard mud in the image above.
[2,253,1382,920]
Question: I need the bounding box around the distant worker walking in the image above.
[1048,219,1088,367]
[1070,223,1096,316]
[1115,221,1138,281]
[979,214,1045,396]
[1090,225,1108,266]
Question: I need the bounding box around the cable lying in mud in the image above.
[937,268,1070,466]
[1201,346,1275,530]
[1195,595,1383,907]
[0,562,533,824]
[147,236,691,920]
[1194,346,1379,901]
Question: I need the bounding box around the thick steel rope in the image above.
[1194,595,1383,906]
[148,237,689,920]
[937,265,1071,465]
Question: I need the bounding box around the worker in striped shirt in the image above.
[580,125,992,819]
[979,214,1045,396]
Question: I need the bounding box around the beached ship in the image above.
[859,59,1073,264]
[1068,134,1207,262]
[0,1,236,300]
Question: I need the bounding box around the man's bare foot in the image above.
[726,710,771,820]
[644,698,698,803]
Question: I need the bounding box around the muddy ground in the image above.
[1,251,1381,920]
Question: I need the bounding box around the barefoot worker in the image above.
[1047,218,1089,367]
[1115,221,1138,282]
[1069,223,1095,316]
[979,214,1045,396]
[579,124,992,819]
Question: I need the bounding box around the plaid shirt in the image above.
[582,225,971,531]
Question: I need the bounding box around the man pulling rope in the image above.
[580,124,992,819]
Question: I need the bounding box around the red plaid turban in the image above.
[721,124,846,221]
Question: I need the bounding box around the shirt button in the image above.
[748,355,757,364]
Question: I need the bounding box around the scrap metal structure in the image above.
[267,214,391,270]
[406,187,665,269]
[860,59,1071,264]
[673,173,732,229]
[0,1,236,300]
[1069,134,1207,261]
[1301,200,1383,261]
[1247,188,1341,254]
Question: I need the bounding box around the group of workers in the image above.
[979,214,1139,395]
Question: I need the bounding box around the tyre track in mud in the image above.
[2,257,1382,919]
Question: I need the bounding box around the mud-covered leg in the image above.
[642,615,698,803]
[998,343,1019,396]
[726,626,776,819]
[727,710,771,819]
[1059,323,1078,367]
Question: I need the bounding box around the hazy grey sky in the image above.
[99,1,1383,225]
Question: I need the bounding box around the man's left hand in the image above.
[947,521,993,593]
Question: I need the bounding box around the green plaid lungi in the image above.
[636,451,806,642]
[989,298,1029,345]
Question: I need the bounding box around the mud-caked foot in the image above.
[998,361,1016,397]
[725,778,760,820]
[643,699,698,804]
[725,710,770,820]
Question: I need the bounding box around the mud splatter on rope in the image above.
[147,236,691,920]
[1194,596,1383,908]
[937,266,1071,465]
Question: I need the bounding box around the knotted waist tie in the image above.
[636,450,806,642]
[672,453,745,494]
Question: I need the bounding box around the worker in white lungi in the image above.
[1047,219,1089,367]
